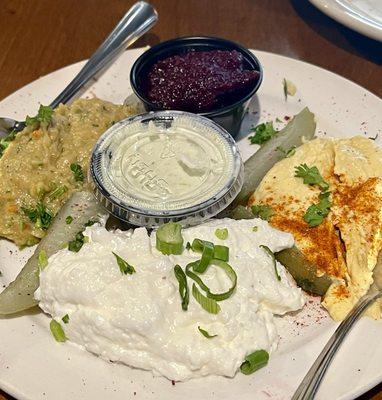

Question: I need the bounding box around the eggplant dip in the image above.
[0,98,138,247]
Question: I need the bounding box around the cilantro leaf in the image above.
[25,105,54,127]
[21,202,53,230]
[303,193,331,227]
[248,122,277,145]
[251,204,273,221]
[294,164,329,191]
[70,163,84,183]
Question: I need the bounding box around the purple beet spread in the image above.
[146,50,259,113]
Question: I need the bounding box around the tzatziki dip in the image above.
[36,218,305,381]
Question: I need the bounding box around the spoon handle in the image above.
[49,1,157,109]
[292,290,382,400]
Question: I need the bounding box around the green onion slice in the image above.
[198,326,217,338]
[191,238,229,262]
[192,284,220,314]
[62,314,69,324]
[38,250,48,270]
[194,240,214,273]
[173,265,189,311]
[156,222,184,255]
[240,350,269,375]
[260,245,281,281]
[50,320,66,342]
[186,259,237,302]
[215,228,228,240]
[112,252,135,275]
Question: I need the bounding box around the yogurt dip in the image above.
[36,218,305,381]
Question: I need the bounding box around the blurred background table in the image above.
[0,0,381,399]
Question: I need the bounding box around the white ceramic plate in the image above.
[309,0,382,41]
[1,48,382,400]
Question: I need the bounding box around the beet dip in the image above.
[146,50,260,113]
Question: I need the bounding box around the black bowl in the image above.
[130,36,263,137]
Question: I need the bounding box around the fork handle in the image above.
[49,1,157,109]
[292,291,382,400]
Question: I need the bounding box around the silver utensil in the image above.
[292,253,382,400]
[0,1,158,137]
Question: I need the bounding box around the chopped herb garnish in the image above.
[251,204,273,221]
[174,265,189,311]
[84,219,97,227]
[156,222,184,255]
[70,163,84,183]
[68,232,85,252]
[25,105,54,126]
[198,326,217,339]
[303,193,331,227]
[186,241,191,250]
[275,117,283,123]
[240,350,269,375]
[248,122,277,145]
[277,145,296,158]
[38,250,48,270]
[48,185,68,200]
[0,130,17,158]
[62,314,70,324]
[65,215,73,224]
[215,228,228,240]
[50,320,66,342]
[294,164,329,191]
[252,226,258,232]
[260,245,281,281]
[112,252,135,275]
[21,202,53,230]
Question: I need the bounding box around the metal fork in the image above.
[0,1,158,138]
[292,253,382,399]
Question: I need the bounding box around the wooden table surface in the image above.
[0,0,381,399]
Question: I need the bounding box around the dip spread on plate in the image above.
[0,98,137,247]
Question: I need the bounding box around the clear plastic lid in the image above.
[90,111,243,227]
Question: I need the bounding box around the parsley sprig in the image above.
[21,202,53,230]
[294,164,331,227]
[248,122,278,145]
[25,105,54,127]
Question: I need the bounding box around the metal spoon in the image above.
[0,1,158,137]
[292,253,382,400]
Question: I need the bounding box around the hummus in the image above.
[249,136,382,320]
[0,98,137,247]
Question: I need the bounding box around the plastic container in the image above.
[90,111,244,227]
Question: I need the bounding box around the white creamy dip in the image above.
[36,218,305,381]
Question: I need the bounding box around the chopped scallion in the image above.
[38,250,48,270]
[65,215,73,225]
[156,222,184,255]
[240,350,269,375]
[112,252,135,275]
[215,228,228,240]
[198,326,217,338]
[260,245,281,281]
[62,314,69,324]
[174,265,189,311]
[192,284,220,314]
[50,320,66,342]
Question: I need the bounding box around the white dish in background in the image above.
[0,47,382,400]
[309,0,382,41]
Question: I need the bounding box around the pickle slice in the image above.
[275,246,332,296]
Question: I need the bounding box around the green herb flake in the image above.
[248,122,278,145]
[68,232,85,252]
[192,283,220,314]
[198,326,217,339]
[38,250,48,270]
[240,350,269,375]
[303,193,331,227]
[0,130,17,158]
[294,163,329,191]
[48,185,68,200]
[252,226,258,232]
[62,314,70,324]
[277,145,296,158]
[186,242,191,250]
[84,219,97,227]
[174,265,189,311]
[251,204,273,221]
[70,163,84,183]
[21,202,53,230]
[112,252,135,275]
[25,105,54,126]
[260,245,281,281]
[50,320,66,343]
[65,215,73,225]
[215,228,228,240]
